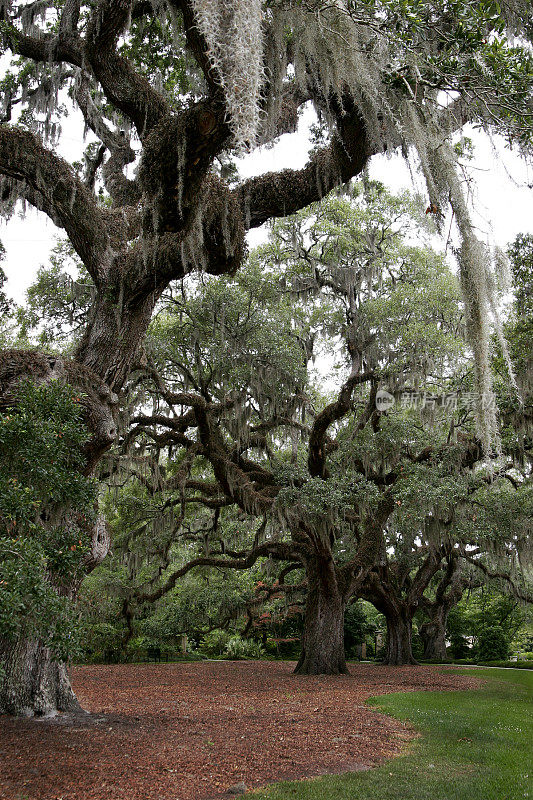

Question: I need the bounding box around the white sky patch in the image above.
[368,129,533,249]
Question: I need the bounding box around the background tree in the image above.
[447,586,527,660]
[418,555,472,661]
[115,184,494,673]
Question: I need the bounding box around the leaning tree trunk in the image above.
[382,607,418,666]
[0,636,82,717]
[294,556,348,675]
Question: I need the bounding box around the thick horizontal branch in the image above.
[137,540,303,604]
[236,108,372,230]
[0,125,110,284]
[1,16,83,67]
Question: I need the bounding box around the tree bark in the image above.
[419,608,449,660]
[418,556,465,661]
[382,608,418,666]
[294,556,348,675]
[0,515,109,716]
[0,636,82,717]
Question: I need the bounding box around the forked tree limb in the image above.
[137,540,304,604]
[308,371,374,479]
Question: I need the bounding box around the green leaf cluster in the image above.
[0,379,96,656]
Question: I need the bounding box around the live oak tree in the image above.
[360,377,533,665]
[403,383,533,664]
[425,239,533,661]
[359,461,532,665]
[116,184,491,674]
[126,186,532,669]
[0,0,532,710]
[18,233,532,672]
[360,529,467,666]
[359,472,520,665]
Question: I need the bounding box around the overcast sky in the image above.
[1,104,532,305]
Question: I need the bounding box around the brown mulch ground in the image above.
[0,661,481,800]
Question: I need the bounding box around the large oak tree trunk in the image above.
[0,636,81,717]
[294,556,348,675]
[382,608,418,665]
[0,351,114,717]
[1,521,109,717]
[74,292,161,389]
[0,516,110,718]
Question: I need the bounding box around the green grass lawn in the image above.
[249,669,532,800]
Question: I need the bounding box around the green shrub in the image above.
[0,380,96,661]
[199,629,233,657]
[411,631,425,660]
[277,638,301,659]
[476,626,510,661]
[224,634,264,660]
[79,621,123,662]
[344,601,371,656]
[449,634,471,659]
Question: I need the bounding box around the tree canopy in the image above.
[0,0,531,433]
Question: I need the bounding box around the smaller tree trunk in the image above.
[0,636,81,717]
[419,606,449,661]
[294,556,348,675]
[382,608,418,665]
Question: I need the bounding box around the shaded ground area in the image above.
[0,661,480,800]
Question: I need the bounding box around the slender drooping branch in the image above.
[461,553,533,604]
[74,74,140,206]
